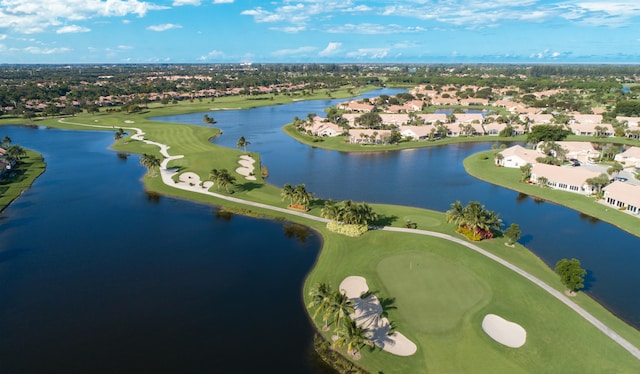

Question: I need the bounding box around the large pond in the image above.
[1,88,639,372]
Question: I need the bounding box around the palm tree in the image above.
[1,135,11,148]
[356,202,378,226]
[236,136,250,153]
[446,200,465,225]
[331,290,355,329]
[320,199,339,221]
[332,317,374,359]
[5,144,26,162]
[293,184,312,207]
[537,176,549,187]
[308,282,334,331]
[210,168,236,193]
[140,153,161,177]
[281,183,294,205]
[114,128,125,140]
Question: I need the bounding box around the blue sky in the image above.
[1,0,639,64]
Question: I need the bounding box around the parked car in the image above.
[616,176,628,182]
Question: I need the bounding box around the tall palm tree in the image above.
[320,199,339,221]
[1,135,11,148]
[210,168,236,193]
[236,136,250,153]
[281,183,294,205]
[307,282,334,331]
[140,153,161,177]
[330,290,355,330]
[332,318,374,358]
[293,184,312,207]
[446,200,465,225]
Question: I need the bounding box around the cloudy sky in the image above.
[0,0,639,64]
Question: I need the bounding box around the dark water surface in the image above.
[1,88,639,372]
[0,127,331,373]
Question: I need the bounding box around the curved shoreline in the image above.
[56,117,640,361]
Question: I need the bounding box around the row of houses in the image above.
[496,144,640,217]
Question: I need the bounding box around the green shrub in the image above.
[326,221,368,237]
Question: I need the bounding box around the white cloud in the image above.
[0,0,168,34]
[56,25,91,34]
[213,0,234,3]
[0,34,7,40]
[25,46,70,54]
[319,42,341,56]
[346,48,389,59]
[327,23,425,35]
[272,46,316,56]
[198,49,225,60]
[173,0,201,5]
[147,24,183,32]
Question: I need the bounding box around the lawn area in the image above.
[463,150,640,238]
[304,229,640,373]
[0,149,46,212]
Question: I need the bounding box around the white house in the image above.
[614,146,640,168]
[530,164,601,195]
[603,181,640,216]
[497,145,539,168]
[400,125,433,140]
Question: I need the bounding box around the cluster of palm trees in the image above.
[209,168,236,193]
[0,136,27,174]
[446,200,503,240]
[140,153,161,177]
[308,282,374,358]
[320,199,378,226]
[281,183,312,210]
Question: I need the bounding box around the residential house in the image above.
[379,113,410,127]
[308,117,342,137]
[603,181,640,216]
[417,113,448,125]
[551,141,599,163]
[497,145,539,168]
[400,126,433,140]
[530,163,601,195]
[348,129,390,144]
[614,146,640,168]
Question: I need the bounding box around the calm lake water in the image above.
[1,88,639,372]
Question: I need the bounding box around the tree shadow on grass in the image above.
[308,198,326,210]
[371,214,398,227]
[236,182,263,192]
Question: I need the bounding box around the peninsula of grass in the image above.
[0,149,46,212]
[2,97,640,372]
[463,149,640,239]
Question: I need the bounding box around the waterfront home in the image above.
[520,113,554,126]
[497,145,539,168]
[337,100,375,113]
[614,146,640,168]
[460,97,489,106]
[400,126,434,140]
[348,129,390,144]
[548,141,599,163]
[308,117,342,137]
[530,164,601,195]
[603,181,640,216]
[482,122,505,136]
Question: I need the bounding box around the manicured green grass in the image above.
[2,97,640,372]
[464,150,640,238]
[0,149,46,212]
[304,229,640,373]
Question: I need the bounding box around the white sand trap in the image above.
[339,276,417,356]
[236,155,256,181]
[482,314,526,348]
[178,172,204,186]
[124,120,135,123]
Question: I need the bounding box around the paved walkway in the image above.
[58,118,640,360]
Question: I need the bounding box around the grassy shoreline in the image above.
[0,149,46,212]
[1,95,639,371]
[463,149,640,238]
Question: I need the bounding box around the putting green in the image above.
[377,251,490,334]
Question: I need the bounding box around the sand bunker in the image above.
[124,120,135,123]
[177,172,210,189]
[482,314,526,348]
[236,155,256,181]
[339,276,417,356]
